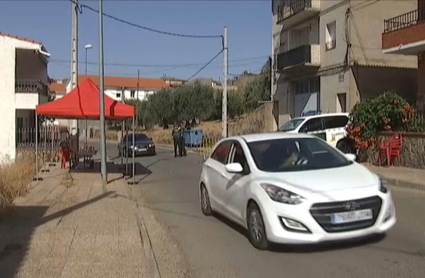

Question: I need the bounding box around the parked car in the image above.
[118,133,156,156]
[199,133,396,250]
[278,112,356,154]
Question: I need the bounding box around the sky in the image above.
[0,0,271,81]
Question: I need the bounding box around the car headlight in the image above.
[379,177,388,193]
[260,183,304,205]
[149,143,154,147]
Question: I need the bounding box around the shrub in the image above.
[346,92,425,149]
[0,152,39,211]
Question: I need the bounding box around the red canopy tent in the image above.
[33,77,137,183]
[36,77,135,119]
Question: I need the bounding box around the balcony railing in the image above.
[384,10,421,33]
[15,79,48,95]
[277,0,313,24]
[277,45,318,70]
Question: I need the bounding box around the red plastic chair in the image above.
[378,133,402,167]
[60,147,71,169]
[388,133,403,166]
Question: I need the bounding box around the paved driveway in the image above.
[102,142,425,278]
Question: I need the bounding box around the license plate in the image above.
[330,209,373,224]
[139,148,147,151]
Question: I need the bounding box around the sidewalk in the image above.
[0,161,158,278]
[363,163,425,191]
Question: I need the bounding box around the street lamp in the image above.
[84,44,93,146]
[84,44,93,75]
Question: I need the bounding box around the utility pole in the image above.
[136,69,140,127]
[70,0,79,135]
[222,26,228,138]
[98,0,107,188]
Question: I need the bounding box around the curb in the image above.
[385,178,425,192]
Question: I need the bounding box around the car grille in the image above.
[309,196,382,233]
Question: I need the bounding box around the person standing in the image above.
[172,125,181,157]
[179,124,187,157]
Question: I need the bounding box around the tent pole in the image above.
[42,120,49,172]
[128,116,137,185]
[121,120,124,165]
[125,120,128,176]
[33,114,42,181]
[132,116,136,184]
[49,124,55,166]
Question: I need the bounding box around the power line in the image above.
[185,49,224,82]
[49,55,268,68]
[71,0,222,39]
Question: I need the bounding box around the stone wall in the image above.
[361,131,425,169]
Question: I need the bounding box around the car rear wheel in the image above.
[200,184,212,216]
[247,202,269,250]
[336,139,355,154]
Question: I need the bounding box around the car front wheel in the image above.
[200,184,212,216]
[247,202,269,250]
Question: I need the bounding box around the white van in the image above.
[278,112,356,154]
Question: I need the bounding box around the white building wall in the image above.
[0,35,46,163]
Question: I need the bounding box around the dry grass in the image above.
[0,151,42,212]
[93,104,269,146]
[144,106,267,145]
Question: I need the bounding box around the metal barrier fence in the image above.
[191,137,221,162]
[16,126,65,164]
[16,126,63,149]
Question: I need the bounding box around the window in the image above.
[299,117,323,133]
[325,21,336,51]
[211,141,232,164]
[130,90,136,98]
[323,116,349,130]
[116,93,121,99]
[336,93,347,112]
[230,143,250,173]
[247,138,352,173]
[278,118,305,132]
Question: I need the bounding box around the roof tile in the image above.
[79,75,169,90]
[0,31,42,45]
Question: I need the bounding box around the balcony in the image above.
[382,9,425,55]
[15,79,49,110]
[276,0,320,27]
[15,79,48,95]
[276,44,320,74]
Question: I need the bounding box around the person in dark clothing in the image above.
[180,125,187,156]
[172,126,181,157]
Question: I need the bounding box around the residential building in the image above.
[228,71,260,90]
[271,0,418,126]
[66,75,169,102]
[63,75,168,137]
[161,76,185,88]
[382,0,425,113]
[0,32,50,162]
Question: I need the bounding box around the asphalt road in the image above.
[102,142,425,278]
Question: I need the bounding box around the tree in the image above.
[243,58,271,111]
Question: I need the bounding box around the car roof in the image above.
[290,112,349,122]
[225,132,317,143]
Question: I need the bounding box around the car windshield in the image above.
[278,119,305,132]
[126,134,149,141]
[247,137,352,172]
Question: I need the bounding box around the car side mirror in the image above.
[345,153,357,161]
[225,163,244,173]
[149,137,153,140]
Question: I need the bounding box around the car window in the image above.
[230,142,250,173]
[299,118,323,133]
[323,116,349,129]
[211,141,232,164]
[247,137,352,172]
[278,118,305,132]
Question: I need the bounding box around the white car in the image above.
[199,133,396,250]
